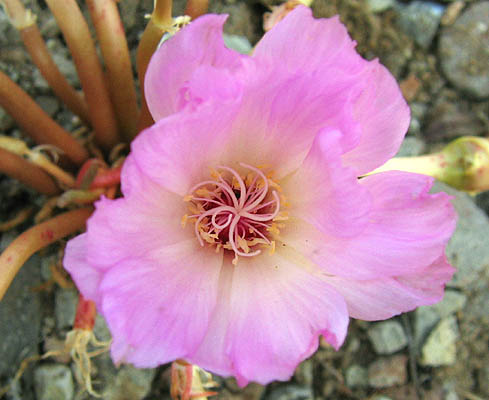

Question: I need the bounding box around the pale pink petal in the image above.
[145,14,244,121]
[325,256,454,320]
[99,240,223,367]
[226,67,366,177]
[253,6,363,75]
[283,128,371,237]
[85,184,189,268]
[254,6,410,175]
[341,60,411,175]
[63,233,102,305]
[281,171,455,279]
[131,103,239,196]
[186,260,235,376]
[187,253,348,386]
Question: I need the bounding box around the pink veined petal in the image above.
[254,6,410,175]
[145,14,244,121]
[253,6,363,76]
[325,256,454,320]
[131,101,239,196]
[134,67,368,196]
[99,240,223,367]
[188,252,348,386]
[282,171,456,279]
[341,60,411,175]
[63,233,102,306]
[283,128,371,237]
[224,67,367,177]
[85,182,189,268]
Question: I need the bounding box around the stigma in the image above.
[183,163,288,263]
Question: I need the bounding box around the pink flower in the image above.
[64,6,456,386]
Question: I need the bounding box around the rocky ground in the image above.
[0,0,489,399]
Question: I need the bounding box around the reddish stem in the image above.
[0,207,93,300]
[86,0,139,141]
[0,147,60,195]
[0,70,89,165]
[74,294,97,330]
[45,0,120,151]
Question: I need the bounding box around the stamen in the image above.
[184,164,284,259]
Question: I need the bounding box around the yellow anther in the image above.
[195,188,210,197]
[237,236,250,253]
[183,194,193,202]
[232,254,239,266]
[181,214,188,228]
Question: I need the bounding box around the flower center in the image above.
[183,163,287,263]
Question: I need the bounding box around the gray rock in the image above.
[367,0,395,13]
[33,364,74,400]
[345,364,368,388]
[268,385,313,400]
[395,136,426,157]
[104,365,155,400]
[420,316,459,366]
[0,106,15,131]
[35,95,59,117]
[367,321,408,355]
[431,182,489,290]
[414,290,466,347]
[414,306,442,348]
[54,289,78,330]
[431,289,467,317]
[439,2,489,99]
[368,355,408,388]
[223,34,253,55]
[0,255,42,378]
[397,1,445,48]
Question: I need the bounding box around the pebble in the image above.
[414,306,441,348]
[439,2,489,99]
[367,321,408,355]
[414,290,467,346]
[397,1,445,48]
[54,288,78,330]
[0,255,41,378]
[395,136,426,157]
[345,364,369,388]
[268,385,313,400]
[420,316,459,366]
[431,182,489,290]
[104,365,155,400]
[33,364,74,400]
[368,355,408,388]
[367,0,395,13]
[431,289,467,317]
[223,34,253,55]
[0,106,14,131]
[35,95,60,117]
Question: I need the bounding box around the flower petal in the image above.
[131,102,239,195]
[341,60,411,175]
[283,128,371,237]
[325,256,454,320]
[99,240,223,367]
[63,233,102,305]
[145,14,244,121]
[282,171,455,279]
[253,6,362,76]
[189,252,348,386]
[85,183,189,268]
[253,6,410,175]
